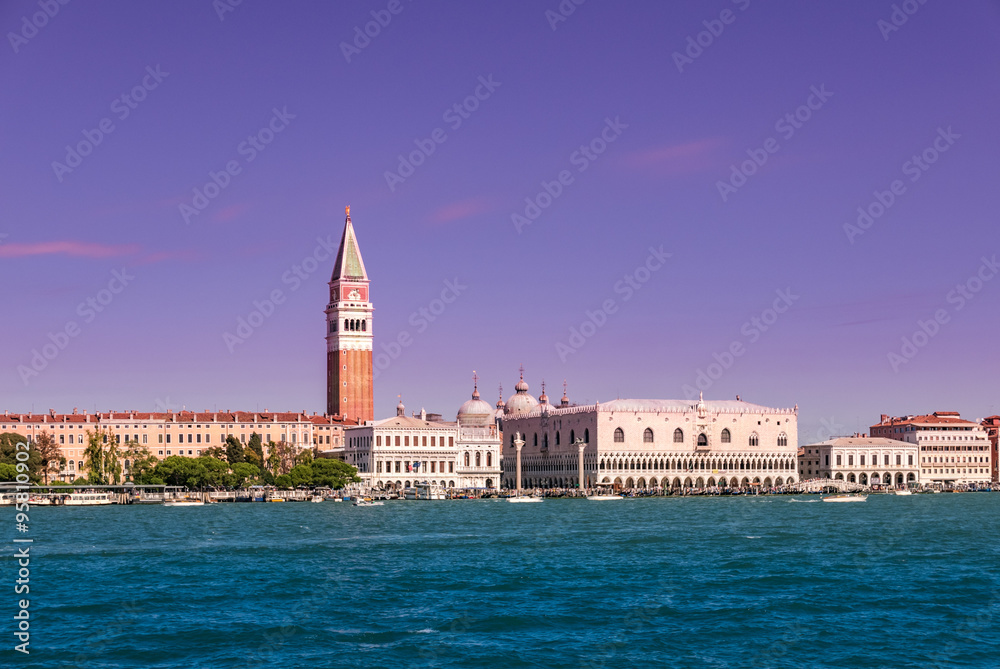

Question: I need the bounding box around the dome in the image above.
[458,387,494,426]
[505,371,538,414]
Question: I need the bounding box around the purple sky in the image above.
[3,0,999,442]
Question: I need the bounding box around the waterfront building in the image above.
[343,386,502,491]
[498,373,798,490]
[870,412,992,485]
[797,436,919,486]
[326,206,374,423]
[982,416,999,482]
[0,409,355,482]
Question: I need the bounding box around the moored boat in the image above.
[506,495,542,503]
[64,492,114,506]
[894,490,913,496]
[164,498,205,507]
[586,494,622,501]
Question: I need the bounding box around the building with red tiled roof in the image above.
[870,412,993,485]
[981,416,999,482]
[0,408,358,482]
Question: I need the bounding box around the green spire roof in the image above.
[331,208,368,281]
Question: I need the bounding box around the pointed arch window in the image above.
[614,428,625,443]
[673,428,684,444]
[721,428,731,444]
[749,433,759,447]
[697,433,708,447]
[643,428,654,443]
[777,432,788,447]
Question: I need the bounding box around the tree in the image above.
[0,432,42,483]
[229,462,260,488]
[274,474,292,489]
[0,463,17,481]
[247,433,264,467]
[33,431,62,484]
[83,430,108,485]
[203,446,226,460]
[123,442,159,484]
[295,449,314,467]
[271,441,297,475]
[288,464,313,488]
[225,435,245,464]
[312,459,361,489]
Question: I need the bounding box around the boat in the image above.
[353,498,384,507]
[268,497,286,503]
[506,495,543,503]
[164,498,205,507]
[64,492,114,506]
[310,495,324,503]
[586,494,622,501]
[822,494,867,503]
[894,490,913,496]
[331,497,343,503]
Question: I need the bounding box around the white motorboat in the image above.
[894,490,913,496]
[164,498,205,507]
[310,495,324,503]
[506,495,542,503]
[353,499,384,507]
[822,494,867,503]
[586,494,622,501]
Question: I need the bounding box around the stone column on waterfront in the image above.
[577,439,587,494]
[514,432,524,496]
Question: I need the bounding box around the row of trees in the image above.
[0,430,360,490]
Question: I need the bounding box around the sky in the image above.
[2,0,999,442]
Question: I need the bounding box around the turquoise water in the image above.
[9,494,1000,668]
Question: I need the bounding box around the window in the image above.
[825,455,830,465]
[614,428,625,443]
[848,455,854,466]
[643,428,653,443]
[749,433,758,447]
[584,429,589,443]
[697,433,708,447]
[449,462,454,473]
[449,437,454,447]
[556,431,560,445]
[896,454,901,465]
[673,428,684,444]
[570,429,576,443]
[836,454,842,465]
[423,436,427,446]
[395,436,400,446]
[475,452,481,466]
[777,433,788,447]
[166,434,171,444]
[721,428,731,444]
[908,455,913,465]
[464,453,470,466]
[487,453,492,467]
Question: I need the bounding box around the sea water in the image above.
[8,494,1000,668]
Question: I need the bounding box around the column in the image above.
[514,433,524,496]
[578,441,587,493]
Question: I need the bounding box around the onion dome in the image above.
[537,380,555,413]
[560,380,570,407]
[396,396,405,417]
[457,374,494,426]
[505,367,538,414]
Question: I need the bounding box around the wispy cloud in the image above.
[0,241,140,259]
[212,203,250,223]
[621,138,725,176]
[427,197,493,225]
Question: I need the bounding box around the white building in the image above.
[797,436,919,487]
[498,373,798,490]
[344,386,502,492]
[871,412,993,486]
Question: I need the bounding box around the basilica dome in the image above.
[505,372,538,414]
[457,387,494,426]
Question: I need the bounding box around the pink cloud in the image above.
[212,203,250,223]
[0,241,140,259]
[428,197,492,225]
[621,138,726,176]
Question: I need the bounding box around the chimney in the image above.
[881,414,888,423]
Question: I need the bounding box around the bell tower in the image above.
[326,206,374,422]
